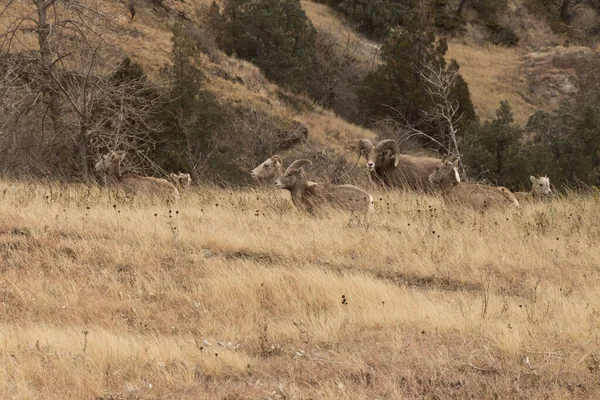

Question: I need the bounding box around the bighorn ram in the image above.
[358,139,441,191]
[428,159,519,210]
[251,155,284,184]
[274,159,374,213]
[95,151,180,202]
[513,176,553,204]
[169,172,192,190]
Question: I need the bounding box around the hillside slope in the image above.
[119,0,597,128]
[2,0,597,167]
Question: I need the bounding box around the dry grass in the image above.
[301,0,380,67]
[1,179,600,398]
[446,41,538,126]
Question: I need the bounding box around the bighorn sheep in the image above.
[428,159,519,209]
[513,176,553,204]
[274,159,374,213]
[251,155,284,184]
[169,172,192,190]
[95,151,180,202]
[358,139,441,191]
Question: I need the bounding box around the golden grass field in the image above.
[1,179,600,399]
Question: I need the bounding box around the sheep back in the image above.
[377,154,440,191]
[445,182,518,210]
[120,175,181,202]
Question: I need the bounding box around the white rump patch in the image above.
[453,167,461,183]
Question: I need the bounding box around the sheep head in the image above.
[428,159,460,188]
[530,175,552,197]
[275,159,312,190]
[95,151,126,173]
[251,155,283,182]
[358,139,400,171]
[170,172,192,188]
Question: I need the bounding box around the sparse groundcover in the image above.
[0,180,600,398]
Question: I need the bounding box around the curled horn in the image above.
[285,159,312,174]
[375,139,400,167]
[271,155,283,166]
[447,154,459,162]
[357,139,373,163]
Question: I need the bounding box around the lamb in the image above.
[274,159,374,213]
[428,159,519,210]
[169,172,192,190]
[95,151,180,203]
[251,155,284,185]
[513,176,553,204]
[358,139,441,192]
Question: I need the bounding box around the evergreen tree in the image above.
[314,0,414,40]
[219,0,316,91]
[157,23,223,180]
[361,22,475,149]
[463,101,527,187]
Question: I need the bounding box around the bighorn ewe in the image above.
[358,139,441,191]
[274,159,374,213]
[251,155,284,184]
[514,176,553,204]
[169,172,192,190]
[428,159,519,209]
[95,151,180,202]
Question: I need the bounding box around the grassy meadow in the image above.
[1,180,600,399]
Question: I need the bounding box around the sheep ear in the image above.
[530,175,536,183]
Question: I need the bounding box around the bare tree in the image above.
[0,0,163,178]
[554,0,583,22]
[230,106,308,173]
[309,32,364,122]
[415,61,463,160]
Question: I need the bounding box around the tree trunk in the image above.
[560,0,571,22]
[457,0,469,16]
[77,128,90,179]
[34,0,62,133]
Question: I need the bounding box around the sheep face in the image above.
[251,156,283,182]
[428,160,460,188]
[358,139,400,171]
[170,172,191,188]
[531,176,552,197]
[95,151,126,173]
[274,167,306,190]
